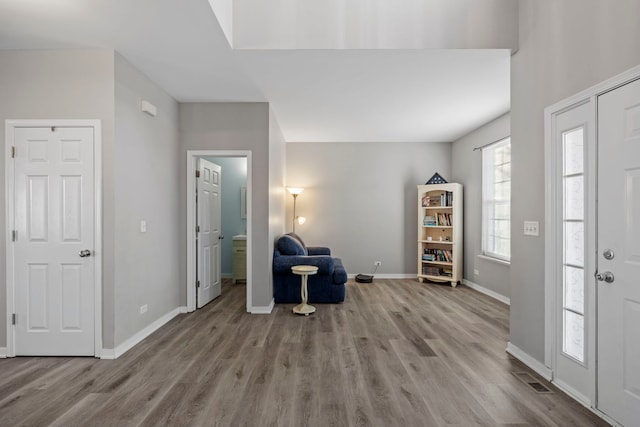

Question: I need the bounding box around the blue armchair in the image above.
[273,233,347,303]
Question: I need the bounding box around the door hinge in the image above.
[196,280,200,288]
[195,170,201,178]
[196,225,200,233]
[11,230,16,242]
[11,146,15,158]
[12,313,16,325]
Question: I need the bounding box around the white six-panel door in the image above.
[12,126,95,355]
[196,159,221,308]
[596,78,640,426]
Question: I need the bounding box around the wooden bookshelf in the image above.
[417,183,463,287]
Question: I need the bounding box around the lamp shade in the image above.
[287,187,304,195]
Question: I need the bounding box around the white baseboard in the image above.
[0,347,7,358]
[101,306,187,360]
[250,299,274,314]
[99,348,116,360]
[348,273,416,279]
[508,347,619,426]
[506,342,553,381]
[553,378,591,407]
[462,279,510,305]
[589,408,623,427]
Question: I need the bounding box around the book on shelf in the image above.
[422,266,440,276]
[434,191,453,207]
[423,215,437,226]
[423,192,453,208]
[424,214,454,227]
[421,266,453,277]
[436,213,453,226]
[423,248,453,263]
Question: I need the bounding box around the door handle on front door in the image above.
[595,271,614,283]
[79,250,91,258]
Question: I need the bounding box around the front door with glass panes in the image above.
[547,73,640,426]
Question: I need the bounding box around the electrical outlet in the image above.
[524,221,539,236]
[474,269,480,276]
[140,304,148,314]
[374,261,382,266]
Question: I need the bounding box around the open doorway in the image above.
[186,150,252,313]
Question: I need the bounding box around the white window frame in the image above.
[482,137,511,262]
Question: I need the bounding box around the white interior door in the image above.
[196,159,222,308]
[12,126,95,356]
[597,77,640,425]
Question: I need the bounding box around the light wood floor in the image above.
[0,279,608,427]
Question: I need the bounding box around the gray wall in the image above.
[179,103,274,309]
[451,113,510,299]
[113,54,181,347]
[268,108,287,298]
[510,0,640,362]
[0,49,116,349]
[286,141,451,275]
[205,157,247,276]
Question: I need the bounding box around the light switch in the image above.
[141,220,147,233]
[524,221,539,236]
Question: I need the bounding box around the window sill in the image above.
[478,254,511,267]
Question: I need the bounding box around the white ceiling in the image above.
[0,0,511,143]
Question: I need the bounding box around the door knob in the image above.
[595,271,614,283]
[79,250,91,258]
[219,234,224,240]
[603,249,615,260]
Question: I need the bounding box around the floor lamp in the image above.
[287,187,306,232]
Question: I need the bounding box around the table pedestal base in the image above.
[291,265,319,316]
[293,303,316,316]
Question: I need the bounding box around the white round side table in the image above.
[291,265,318,315]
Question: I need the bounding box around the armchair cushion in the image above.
[282,232,331,256]
[288,232,307,248]
[307,246,331,256]
[277,234,307,256]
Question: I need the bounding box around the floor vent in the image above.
[512,372,553,393]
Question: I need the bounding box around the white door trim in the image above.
[544,64,640,409]
[544,99,596,407]
[186,150,252,313]
[5,119,102,358]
